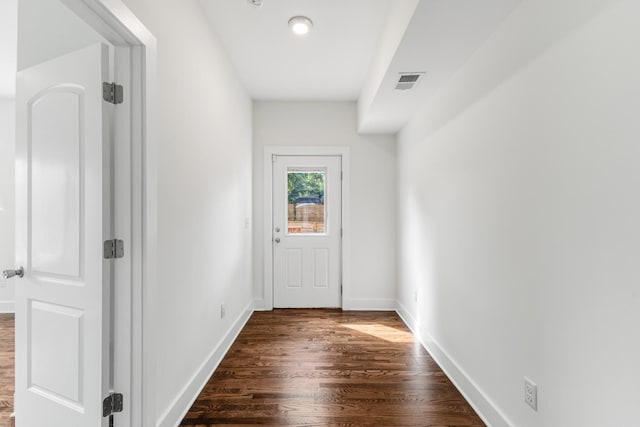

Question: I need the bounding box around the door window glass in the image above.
[287,170,326,234]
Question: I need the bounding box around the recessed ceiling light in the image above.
[288,16,313,36]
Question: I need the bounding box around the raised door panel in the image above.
[285,249,302,288]
[28,301,84,411]
[30,89,83,279]
[312,248,329,288]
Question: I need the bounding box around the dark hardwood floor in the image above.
[0,313,14,427]
[0,310,484,426]
[180,309,485,427]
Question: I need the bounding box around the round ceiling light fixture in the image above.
[288,16,313,36]
[247,0,263,8]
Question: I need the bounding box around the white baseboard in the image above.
[395,301,513,427]
[157,301,254,427]
[0,301,15,313]
[255,297,395,311]
[395,300,417,332]
[342,297,396,311]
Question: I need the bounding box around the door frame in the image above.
[56,1,157,426]
[263,146,350,311]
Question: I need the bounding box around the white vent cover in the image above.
[395,73,424,91]
[247,0,263,7]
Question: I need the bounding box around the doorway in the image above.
[272,155,342,308]
[263,146,351,311]
[4,1,157,425]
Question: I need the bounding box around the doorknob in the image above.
[274,237,281,243]
[3,267,24,279]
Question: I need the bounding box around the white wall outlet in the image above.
[524,377,537,411]
[220,303,226,319]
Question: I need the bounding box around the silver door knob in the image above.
[274,237,281,243]
[3,267,24,279]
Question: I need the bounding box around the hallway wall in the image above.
[396,0,640,426]
[0,100,15,312]
[0,0,18,313]
[117,1,254,425]
[253,102,397,310]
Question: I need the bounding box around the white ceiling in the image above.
[0,0,18,99]
[200,0,521,134]
[359,0,521,133]
[2,0,520,130]
[199,0,391,101]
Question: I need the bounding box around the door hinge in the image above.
[103,393,123,417]
[104,239,124,259]
[103,82,124,104]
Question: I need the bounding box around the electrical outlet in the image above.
[524,377,537,411]
[220,303,226,319]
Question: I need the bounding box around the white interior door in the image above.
[14,43,112,427]
[273,155,342,308]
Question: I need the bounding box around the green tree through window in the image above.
[287,172,324,204]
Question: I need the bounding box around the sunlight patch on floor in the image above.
[341,323,414,343]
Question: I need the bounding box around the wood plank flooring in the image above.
[180,309,485,427]
[0,314,14,427]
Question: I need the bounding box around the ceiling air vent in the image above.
[395,73,424,91]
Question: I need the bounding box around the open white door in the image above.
[14,43,112,427]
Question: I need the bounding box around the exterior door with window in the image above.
[272,155,342,308]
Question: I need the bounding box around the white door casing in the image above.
[15,43,112,427]
[272,155,342,308]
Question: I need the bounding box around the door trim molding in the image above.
[263,146,351,311]
[60,2,157,425]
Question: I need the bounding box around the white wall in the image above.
[17,0,106,70]
[113,1,253,425]
[396,0,640,426]
[0,0,17,99]
[18,1,254,425]
[0,100,15,312]
[0,0,17,312]
[253,102,396,310]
